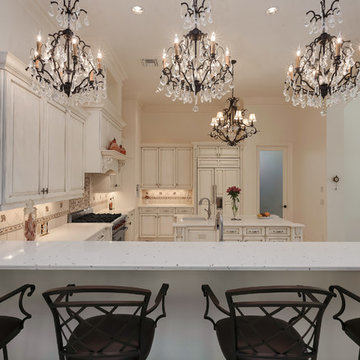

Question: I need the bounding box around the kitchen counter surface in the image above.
[0,241,358,271]
[96,208,135,215]
[35,223,112,242]
[174,215,304,227]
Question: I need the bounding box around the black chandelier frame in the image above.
[284,0,360,105]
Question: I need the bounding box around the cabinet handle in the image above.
[45,188,49,194]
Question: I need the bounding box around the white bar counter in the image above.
[0,240,359,271]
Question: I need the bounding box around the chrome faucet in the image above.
[199,197,211,220]
[215,211,224,242]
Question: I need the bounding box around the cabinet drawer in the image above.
[224,227,242,235]
[243,236,265,242]
[198,158,219,167]
[266,227,290,236]
[218,159,240,167]
[158,208,176,214]
[140,207,158,214]
[267,237,290,242]
[244,227,265,236]
[176,207,194,214]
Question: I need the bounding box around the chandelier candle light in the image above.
[27,0,106,105]
[157,0,235,112]
[210,61,258,146]
[227,186,241,220]
[284,0,360,116]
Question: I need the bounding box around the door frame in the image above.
[256,145,293,220]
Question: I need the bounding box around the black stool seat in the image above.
[0,316,23,346]
[216,316,306,360]
[0,284,35,360]
[343,318,360,347]
[202,285,334,360]
[43,284,169,360]
[67,314,156,360]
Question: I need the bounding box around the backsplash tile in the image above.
[142,189,193,205]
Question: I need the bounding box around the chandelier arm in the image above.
[306,10,321,24]
[325,0,340,17]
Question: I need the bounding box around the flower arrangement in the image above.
[227,186,241,220]
[226,186,241,199]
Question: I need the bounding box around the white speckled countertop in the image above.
[174,215,304,228]
[39,223,112,242]
[0,241,358,271]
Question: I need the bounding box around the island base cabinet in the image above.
[187,228,216,242]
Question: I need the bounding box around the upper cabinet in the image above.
[0,52,86,209]
[84,102,126,175]
[141,146,192,189]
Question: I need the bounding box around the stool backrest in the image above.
[225,286,334,360]
[43,285,152,360]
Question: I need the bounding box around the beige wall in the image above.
[141,100,327,241]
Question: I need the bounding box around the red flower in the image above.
[226,186,241,198]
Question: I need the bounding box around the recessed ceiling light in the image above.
[132,6,144,15]
[266,7,279,16]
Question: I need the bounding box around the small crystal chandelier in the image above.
[284,0,360,116]
[157,0,234,112]
[26,0,106,105]
[210,62,258,147]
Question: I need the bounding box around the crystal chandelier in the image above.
[157,0,234,112]
[284,0,360,116]
[26,0,106,105]
[210,62,258,147]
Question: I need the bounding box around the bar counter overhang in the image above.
[1,241,360,360]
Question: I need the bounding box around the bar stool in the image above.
[43,283,169,360]
[0,284,35,360]
[202,285,334,360]
[329,285,360,359]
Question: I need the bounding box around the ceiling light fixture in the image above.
[284,0,360,116]
[26,0,106,105]
[209,61,258,146]
[266,7,278,16]
[157,0,235,112]
[132,5,144,15]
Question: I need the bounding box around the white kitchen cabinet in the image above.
[196,145,239,158]
[176,147,192,188]
[0,52,88,209]
[140,214,157,238]
[142,148,159,188]
[158,214,175,238]
[187,228,216,242]
[158,148,175,188]
[2,72,43,205]
[67,111,85,195]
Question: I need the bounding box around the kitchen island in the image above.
[174,215,304,242]
[0,241,359,360]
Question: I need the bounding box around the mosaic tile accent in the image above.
[69,175,91,213]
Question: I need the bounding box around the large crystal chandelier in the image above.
[26,0,106,105]
[284,0,360,116]
[157,0,234,112]
[210,61,258,147]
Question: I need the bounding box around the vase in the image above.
[231,197,239,220]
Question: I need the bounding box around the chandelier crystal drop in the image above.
[157,0,234,112]
[210,62,258,147]
[284,0,360,116]
[26,0,106,105]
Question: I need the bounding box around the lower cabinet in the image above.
[187,228,216,242]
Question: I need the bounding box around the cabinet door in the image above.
[176,148,192,188]
[158,148,175,188]
[4,76,43,204]
[140,214,157,238]
[187,229,216,242]
[44,102,67,197]
[218,147,240,158]
[67,113,85,195]
[158,214,175,238]
[197,168,215,215]
[141,148,158,188]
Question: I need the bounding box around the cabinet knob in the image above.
[45,188,49,194]
[40,188,45,194]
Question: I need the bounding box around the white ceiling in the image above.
[34,0,360,106]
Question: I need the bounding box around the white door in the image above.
[158,214,175,238]
[257,146,291,219]
[141,148,158,188]
[4,76,43,204]
[44,102,67,197]
[140,214,157,238]
[67,113,85,195]
[198,168,215,216]
[176,147,192,188]
[158,148,175,188]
